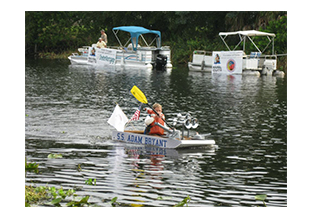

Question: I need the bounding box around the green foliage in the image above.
[110,197,119,207]
[25,185,49,206]
[48,186,75,200]
[242,15,287,55]
[174,195,191,207]
[26,11,94,53]
[170,37,222,64]
[50,197,62,205]
[66,196,90,207]
[25,158,39,173]
[26,11,286,65]
[255,194,267,207]
[26,183,193,207]
[25,185,93,207]
[47,153,63,159]
[85,178,97,186]
[260,15,287,54]
[49,188,91,207]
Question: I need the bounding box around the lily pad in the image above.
[255,194,267,201]
[48,153,63,159]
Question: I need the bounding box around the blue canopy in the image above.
[112,26,161,51]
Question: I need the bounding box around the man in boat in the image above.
[144,103,166,136]
[96,38,106,48]
[100,29,108,44]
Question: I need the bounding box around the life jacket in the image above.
[146,109,165,135]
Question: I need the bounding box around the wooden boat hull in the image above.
[112,130,215,149]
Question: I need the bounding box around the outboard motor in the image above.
[155,54,167,70]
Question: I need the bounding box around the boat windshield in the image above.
[112,26,161,51]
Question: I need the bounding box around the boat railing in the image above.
[161,46,171,50]
[137,46,157,51]
[191,50,277,61]
[107,45,159,53]
[243,53,277,69]
[107,45,124,50]
[264,54,277,60]
[76,47,89,56]
[243,52,277,60]
[193,50,213,56]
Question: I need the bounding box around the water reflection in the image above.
[25,60,286,207]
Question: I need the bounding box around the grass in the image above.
[37,49,76,59]
[25,186,50,207]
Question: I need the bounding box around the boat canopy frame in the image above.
[219,30,276,55]
[112,26,162,51]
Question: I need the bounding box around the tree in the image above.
[260,14,287,54]
[25,11,286,62]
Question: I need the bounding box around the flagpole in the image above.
[125,120,135,129]
[125,119,131,127]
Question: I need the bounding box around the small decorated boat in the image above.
[108,86,216,149]
[112,130,216,149]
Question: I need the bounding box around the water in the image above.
[25,59,287,207]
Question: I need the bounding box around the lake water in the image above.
[25,59,287,207]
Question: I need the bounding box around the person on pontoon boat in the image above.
[100,29,108,44]
[96,38,106,48]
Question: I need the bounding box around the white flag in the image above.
[107,104,128,132]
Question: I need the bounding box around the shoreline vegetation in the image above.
[26,11,287,71]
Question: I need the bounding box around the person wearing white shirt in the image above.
[96,38,106,48]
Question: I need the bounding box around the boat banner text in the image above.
[97,48,117,65]
[212,51,243,74]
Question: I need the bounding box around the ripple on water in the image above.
[25,61,286,207]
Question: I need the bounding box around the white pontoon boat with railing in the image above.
[188,30,284,76]
[68,26,172,69]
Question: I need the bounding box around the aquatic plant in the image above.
[25,158,39,173]
[25,185,93,207]
[66,196,90,207]
[85,178,96,186]
[174,195,191,207]
[47,186,90,207]
[110,197,119,207]
[48,186,75,200]
[255,194,267,207]
[47,153,63,159]
[25,186,49,206]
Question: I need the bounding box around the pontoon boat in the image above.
[68,26,172,69]
[188,30,284,76]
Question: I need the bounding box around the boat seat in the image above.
[250,52,262,58]
[125,130,144,134]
